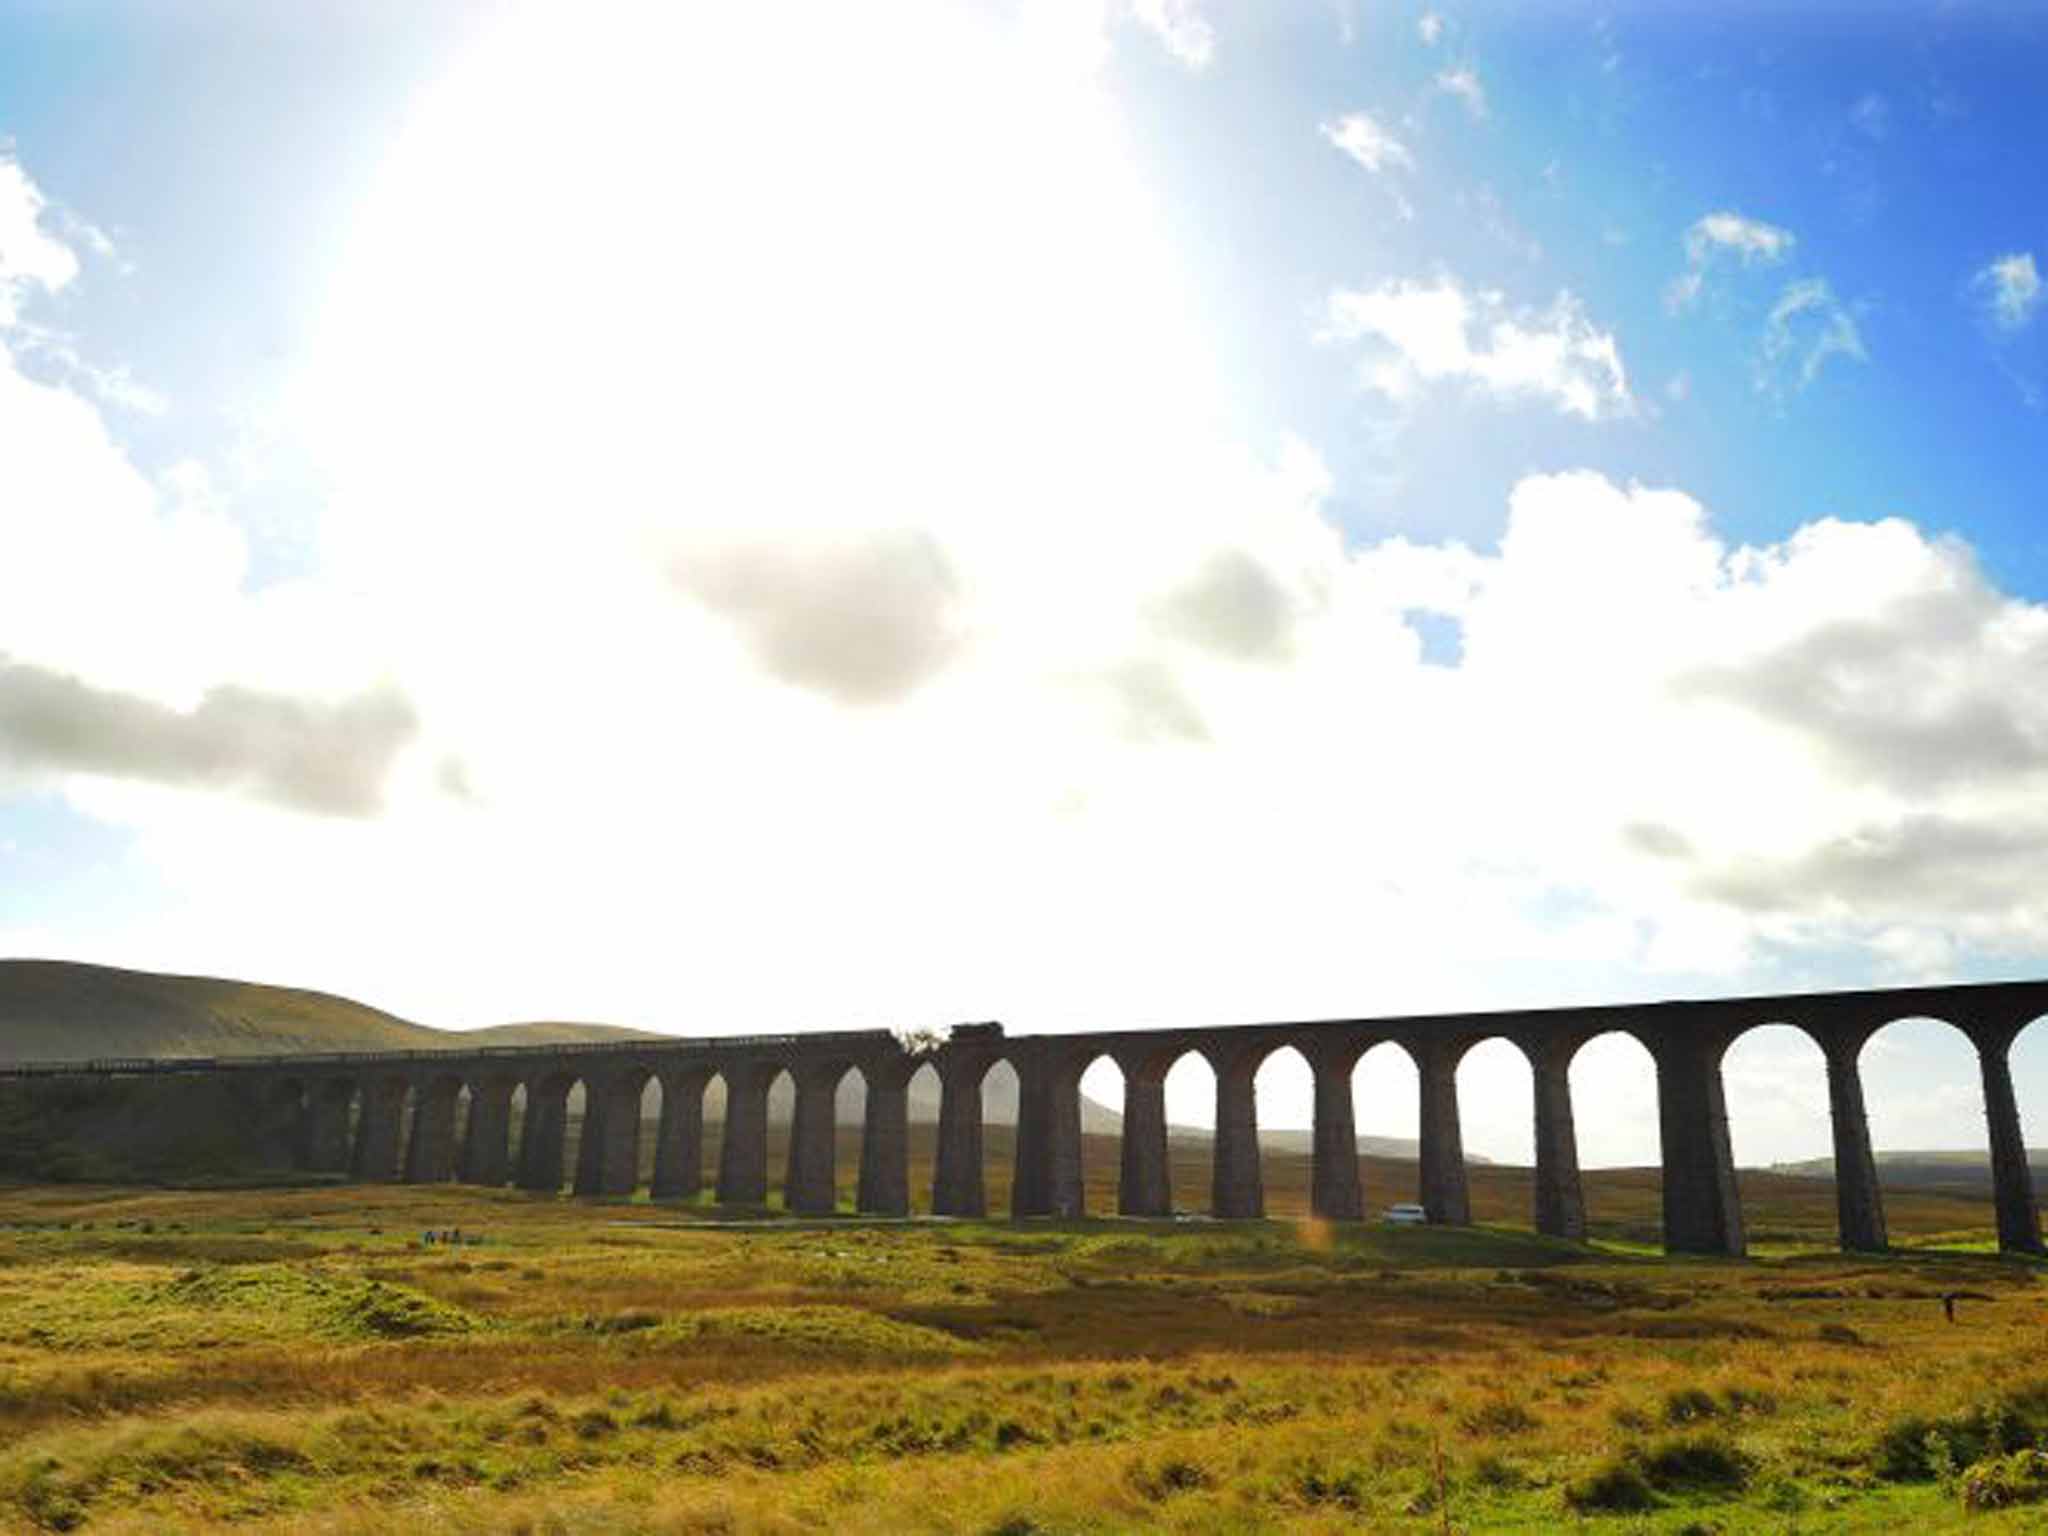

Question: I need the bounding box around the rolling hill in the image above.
[1770,1149,2048,1193]
[0,960,649,1062]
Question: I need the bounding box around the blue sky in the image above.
[3,1,2048,1167]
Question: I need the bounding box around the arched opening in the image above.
[908,1060,942,1212]
[2012,1015,2048,1233]
[311,1078,360,1175]
[982,1057,1020,1214]
[263,1078,308,1169]
[764,1066,796,1207]
[1719,1023,1832,1251]
[563,1075,597,1192]
[637,1073,664,1189]
[1077,1053,1126,1217]
[1352,1040,1419,1217]
[1860,1015,1992,1248]
[1161,1049,1215,1215]
[506,1081,529,1183]
[450,1083,474,1180]
[1566,1030,1660,1248]
[1455,1037,1534,1227]
[1252,1044,1315,1218]
[835,1063,868,1213]
[395,1081,420,1179]
[700,1068,730,1200]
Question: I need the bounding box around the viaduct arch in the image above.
[6,980,2045,1257]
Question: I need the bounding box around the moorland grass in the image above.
[0,1172,2043,1532]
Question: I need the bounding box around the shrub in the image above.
[1874,1382,2048,1482]
[1127,1455,1212,1501]
[1639,1433,1752,1493]
[1961,1450,2048,1511]
[1288,1457,1367,1511]
[1564,1462,1659,1513]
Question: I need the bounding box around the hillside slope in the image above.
[0,961,649,1063]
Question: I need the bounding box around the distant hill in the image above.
[1771,1149,2048,1192]
[0,960,649,1063]
[1255,1128,1478,1162]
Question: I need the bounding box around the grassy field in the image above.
[0,1145,2043,1533]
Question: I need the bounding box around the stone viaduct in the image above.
[7,978,2048,1256]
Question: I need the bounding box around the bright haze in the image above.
[4,2,2047,1168]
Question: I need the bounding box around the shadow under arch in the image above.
[1718,1021,1833,1251]
[308,1077,360,1174]
[260,1076,310,1169]
[350,1071,413,1182]
[1563,1027,1661,1248]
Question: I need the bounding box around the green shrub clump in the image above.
[1874,1381,2048,1481]
[1564,1462,1658,1513]
[1961,1450,2048,1511]
[1564,1431,1752,1514]
[1637,1432,1753,1493]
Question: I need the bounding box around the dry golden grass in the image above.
[0,1158,2038,1533]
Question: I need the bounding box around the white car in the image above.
[1382,1202,1429,1225]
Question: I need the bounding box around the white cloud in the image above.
[1849,91,1890,140]
[1418,11,1444,45]
[1974,252,2042,332]
[1320,112,1412,174]
[11,326,167,415]
[0,152,412,822]
[1760,277,1868,392]
[1129,0,1214,70]
[1435,65,1486,117]
[0,152,80,325]
[1321,276,1633,420]
[1686,211,1796,266]
[1667,210,1795,310]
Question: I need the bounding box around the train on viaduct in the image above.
[6,978,2045,1257]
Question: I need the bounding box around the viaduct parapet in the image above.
[8,979,2048,1257]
